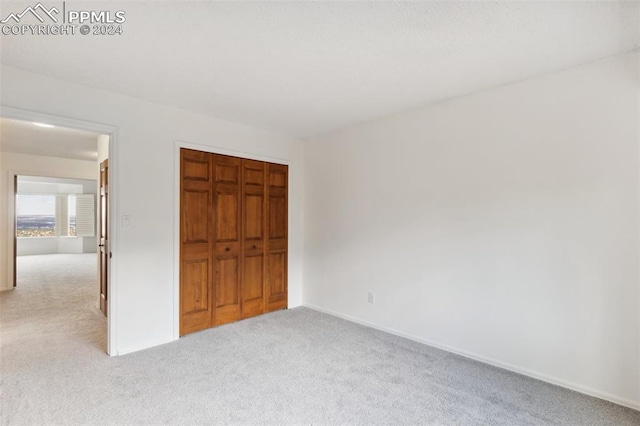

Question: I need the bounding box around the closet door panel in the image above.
[241,159,266,319]
[183,191,209,243]
[213,155,242,326]
[216,194,239,241]
[182,259,209,313]
[244,194,263,239]
[267,252,286,299]
[243,255,263,300]
[268,196,286,239]
[180,149,214,335]
[242,253,264,318]
[244,161,264,187]
[181,151,288,334]
[266,163,288,312]
[215,162,239,184]
[216,258,239,306]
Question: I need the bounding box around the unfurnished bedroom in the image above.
[1,1,639,424]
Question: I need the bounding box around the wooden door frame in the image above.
[99,159,109,317]
[2,106,119,356]
[172,141,290,340]
[12,175,16,288]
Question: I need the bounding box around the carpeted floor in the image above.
[1,254,639,425]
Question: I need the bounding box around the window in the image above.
[16,194,94,238]
[16,194,56,237]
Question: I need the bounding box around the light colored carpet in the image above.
[1,254,639,425]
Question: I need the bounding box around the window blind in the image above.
[75,194,95,237]
[55,195,69,236]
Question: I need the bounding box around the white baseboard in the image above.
[303,303,640,412]
[115,336,178,357]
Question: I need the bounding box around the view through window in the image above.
[16,194,77,237]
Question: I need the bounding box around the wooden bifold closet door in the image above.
[180,148,288,336]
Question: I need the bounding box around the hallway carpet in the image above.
[1,254,639,425]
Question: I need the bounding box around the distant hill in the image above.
[16,215,76,237]
[17,215,55,229]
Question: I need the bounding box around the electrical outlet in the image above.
[368,292,375,304]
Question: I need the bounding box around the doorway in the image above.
[14,175,99,320]
[1,113,114,353]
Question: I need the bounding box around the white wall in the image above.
[0,66,304,356]
[97,134,109,164]
[304,51,640,408]
[17,237,83,256]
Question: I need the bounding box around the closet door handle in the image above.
[252,245,257,249]
[225,247,230,252]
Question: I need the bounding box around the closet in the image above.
[180,148,288,335]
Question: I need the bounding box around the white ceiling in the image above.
[1,1,638,139]
[0,117,100,161]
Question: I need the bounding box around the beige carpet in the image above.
[1,253,106,356]
[2,254,640,425]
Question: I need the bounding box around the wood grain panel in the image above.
[183,190,209,243]
[266,163,288,312]
[245,169,263,186]
[216,193,238,241]
[216,164,238,184]
[215,242,239,258]
[269,170,287,188]
[184,159,209,181]
[267,253,286,302]
[268,195,286,239]
[213,154,242,325]
[240,159,266,319]
[216,258,239,307]
[180,149,214,335]
[243,255,263,301]
[245,194,263,240]
[241,253,264,318]
[182,259,208,314]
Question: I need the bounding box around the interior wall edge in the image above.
[303,303,640,412]
[114,336,178,357]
